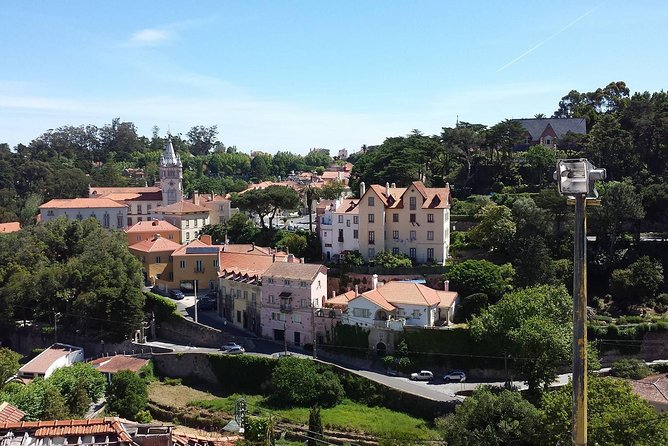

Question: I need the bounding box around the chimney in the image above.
[391,182,396,189]
[372,274,378,290]
[193,190,200,206]
[286,246,290,255]
[287,254,295,263]
[360,181,366,197]
[386,182,390,196]
[154,234,161,240]
[354,284,359,296]
[152,220,159,226]
[211,191,215,201]
[331,290,336,300]
[300,257,305,264]
[443,280,450,291]
[200,234,212,245]
[272,253,276,263]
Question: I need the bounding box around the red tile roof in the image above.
[152,201,210,214]
[172,431,239,446]
[0,402,25,423]
[334,199,359,214]
[126,220,180,233]
[40,198,127,209]
[171,239,223,256]
[263,262,327,282]
[129,236,182,253]
[89,356,149,374]
[348,281,458,311]
[0,418,133,443]
[218,252,286,279]
[364,181,451,210]
[90,187,161,195]
[0,222,21,233]
[326,290,357,307]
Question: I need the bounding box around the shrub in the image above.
[382,355,396,369]
[270,357,343,407]
[163,377,182,386]
[397,357,413,373]
[373,251,412,268]
[144,291,182,322]
[610,358,652,380]
[454,293,488,323]
[106,370,148,420]
[207,354,276,394]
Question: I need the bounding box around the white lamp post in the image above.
[554,158,606,446]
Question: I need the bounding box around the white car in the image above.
[443,371,467,382]
[225,346,245,355]
[410,370,434,381]
[221,342,243,353]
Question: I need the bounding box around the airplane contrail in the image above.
[497,7,597,72]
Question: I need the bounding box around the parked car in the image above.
[410,370,434,381]
[271,351,294,359]
[169,289,185,300]
[443,370,467,382]
[197,296,217,311]
[221,342,243,352]
[224,346,245,355]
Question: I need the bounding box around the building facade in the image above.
[261,262,328,347]
[151,200,211,244]
[39,198,128,229]
[358,181,451,265]
[125,219,181,246]
[128,235,181,287]
[320,198,359,262]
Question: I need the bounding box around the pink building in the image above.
[261,262,327,348]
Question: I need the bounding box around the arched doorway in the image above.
[376,342,387,356]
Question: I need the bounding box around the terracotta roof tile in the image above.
[263,262,327,282]
[334,199,359,214]
[326,290,357,307]
[153,201,210,214]
[126,220,180,233]
[348,281,457,310]
[90,187,161,194]
[350,289,396,312]
[171,239,222,256]
[0,418,133,444]
[89,356,149,374]
[218,252,285,278]
[129,237,182,253]
[40,198,127,209]
[0,222,21,233]
[0,402,25,423]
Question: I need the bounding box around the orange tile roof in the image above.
[126,220,180,233]
[19,344,82,376]
[348,281,457,311]
[219,252,286,279]
[171,239,222,256]
[0,418,133,443]
[221,243,279,255]
[40,198,127,209]
[263,262,327,282]
[129,237,182,253]
[334,199,359,214]
[89,355,149,374]
[90,186,161,194]
[0,222,20,233]
[153,201,210,214]
[364,181,451,210]
[326,290,357,307]
[172,431,239,446]
[0,402,25,423]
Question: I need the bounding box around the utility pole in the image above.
[312,306,318,360]
[194,280,198,323]
[572,194,588,446]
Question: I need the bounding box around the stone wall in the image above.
[156,317,223,348]
[152,352,219,385]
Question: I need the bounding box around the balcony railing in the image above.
[280,304,292,313]
[194,268,205,273]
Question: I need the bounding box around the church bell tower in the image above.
[159,136,183,206]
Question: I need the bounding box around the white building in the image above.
[334,278,459,331]
[39,198,128,229]
[17,343,84,380]
[320,198,359,262]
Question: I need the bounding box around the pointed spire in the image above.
[160,135,181,167]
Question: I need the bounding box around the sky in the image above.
[0,1,666,154]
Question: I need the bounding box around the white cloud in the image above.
[125,28,172,47]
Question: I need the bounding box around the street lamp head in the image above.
[554,159,606,198]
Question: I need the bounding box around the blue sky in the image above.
[1,1,666,153]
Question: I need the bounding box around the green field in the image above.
[190,394,439,440]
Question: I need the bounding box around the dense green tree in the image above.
[187,125,220,156]
[372,251,412,268]
[233,189,273,228]
[98,118,144,161]
[41,385,71,420]
[0,348,21,390]
[106,370,148,420]
[250,153,272,181]
[445,260,514,303]
[453,293,488,323]
[270,357,343,408]
[307,406,324,446]
[511,236,555,287]
[47,362,105,416]
[271,151,305,178]
[468,204,516,254]
[224,213,260,243]
[609,256,664,306]
[440,122,486,188]
[304,150,332,169]
[276,232,307,257]
[540,377,668,446]
[436,387,541,446]
[523,144,555,186]
[264,185,301,229]
[470,285,571,396]
[199,224,227,245]
[586,114,637,180]
[208,152,251,177]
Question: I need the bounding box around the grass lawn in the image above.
[190,394,439,440]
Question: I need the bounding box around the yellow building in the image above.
[151,200,211,244]
[358,180,451,265]
[170,236,222,292]
[128,235,181,287]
